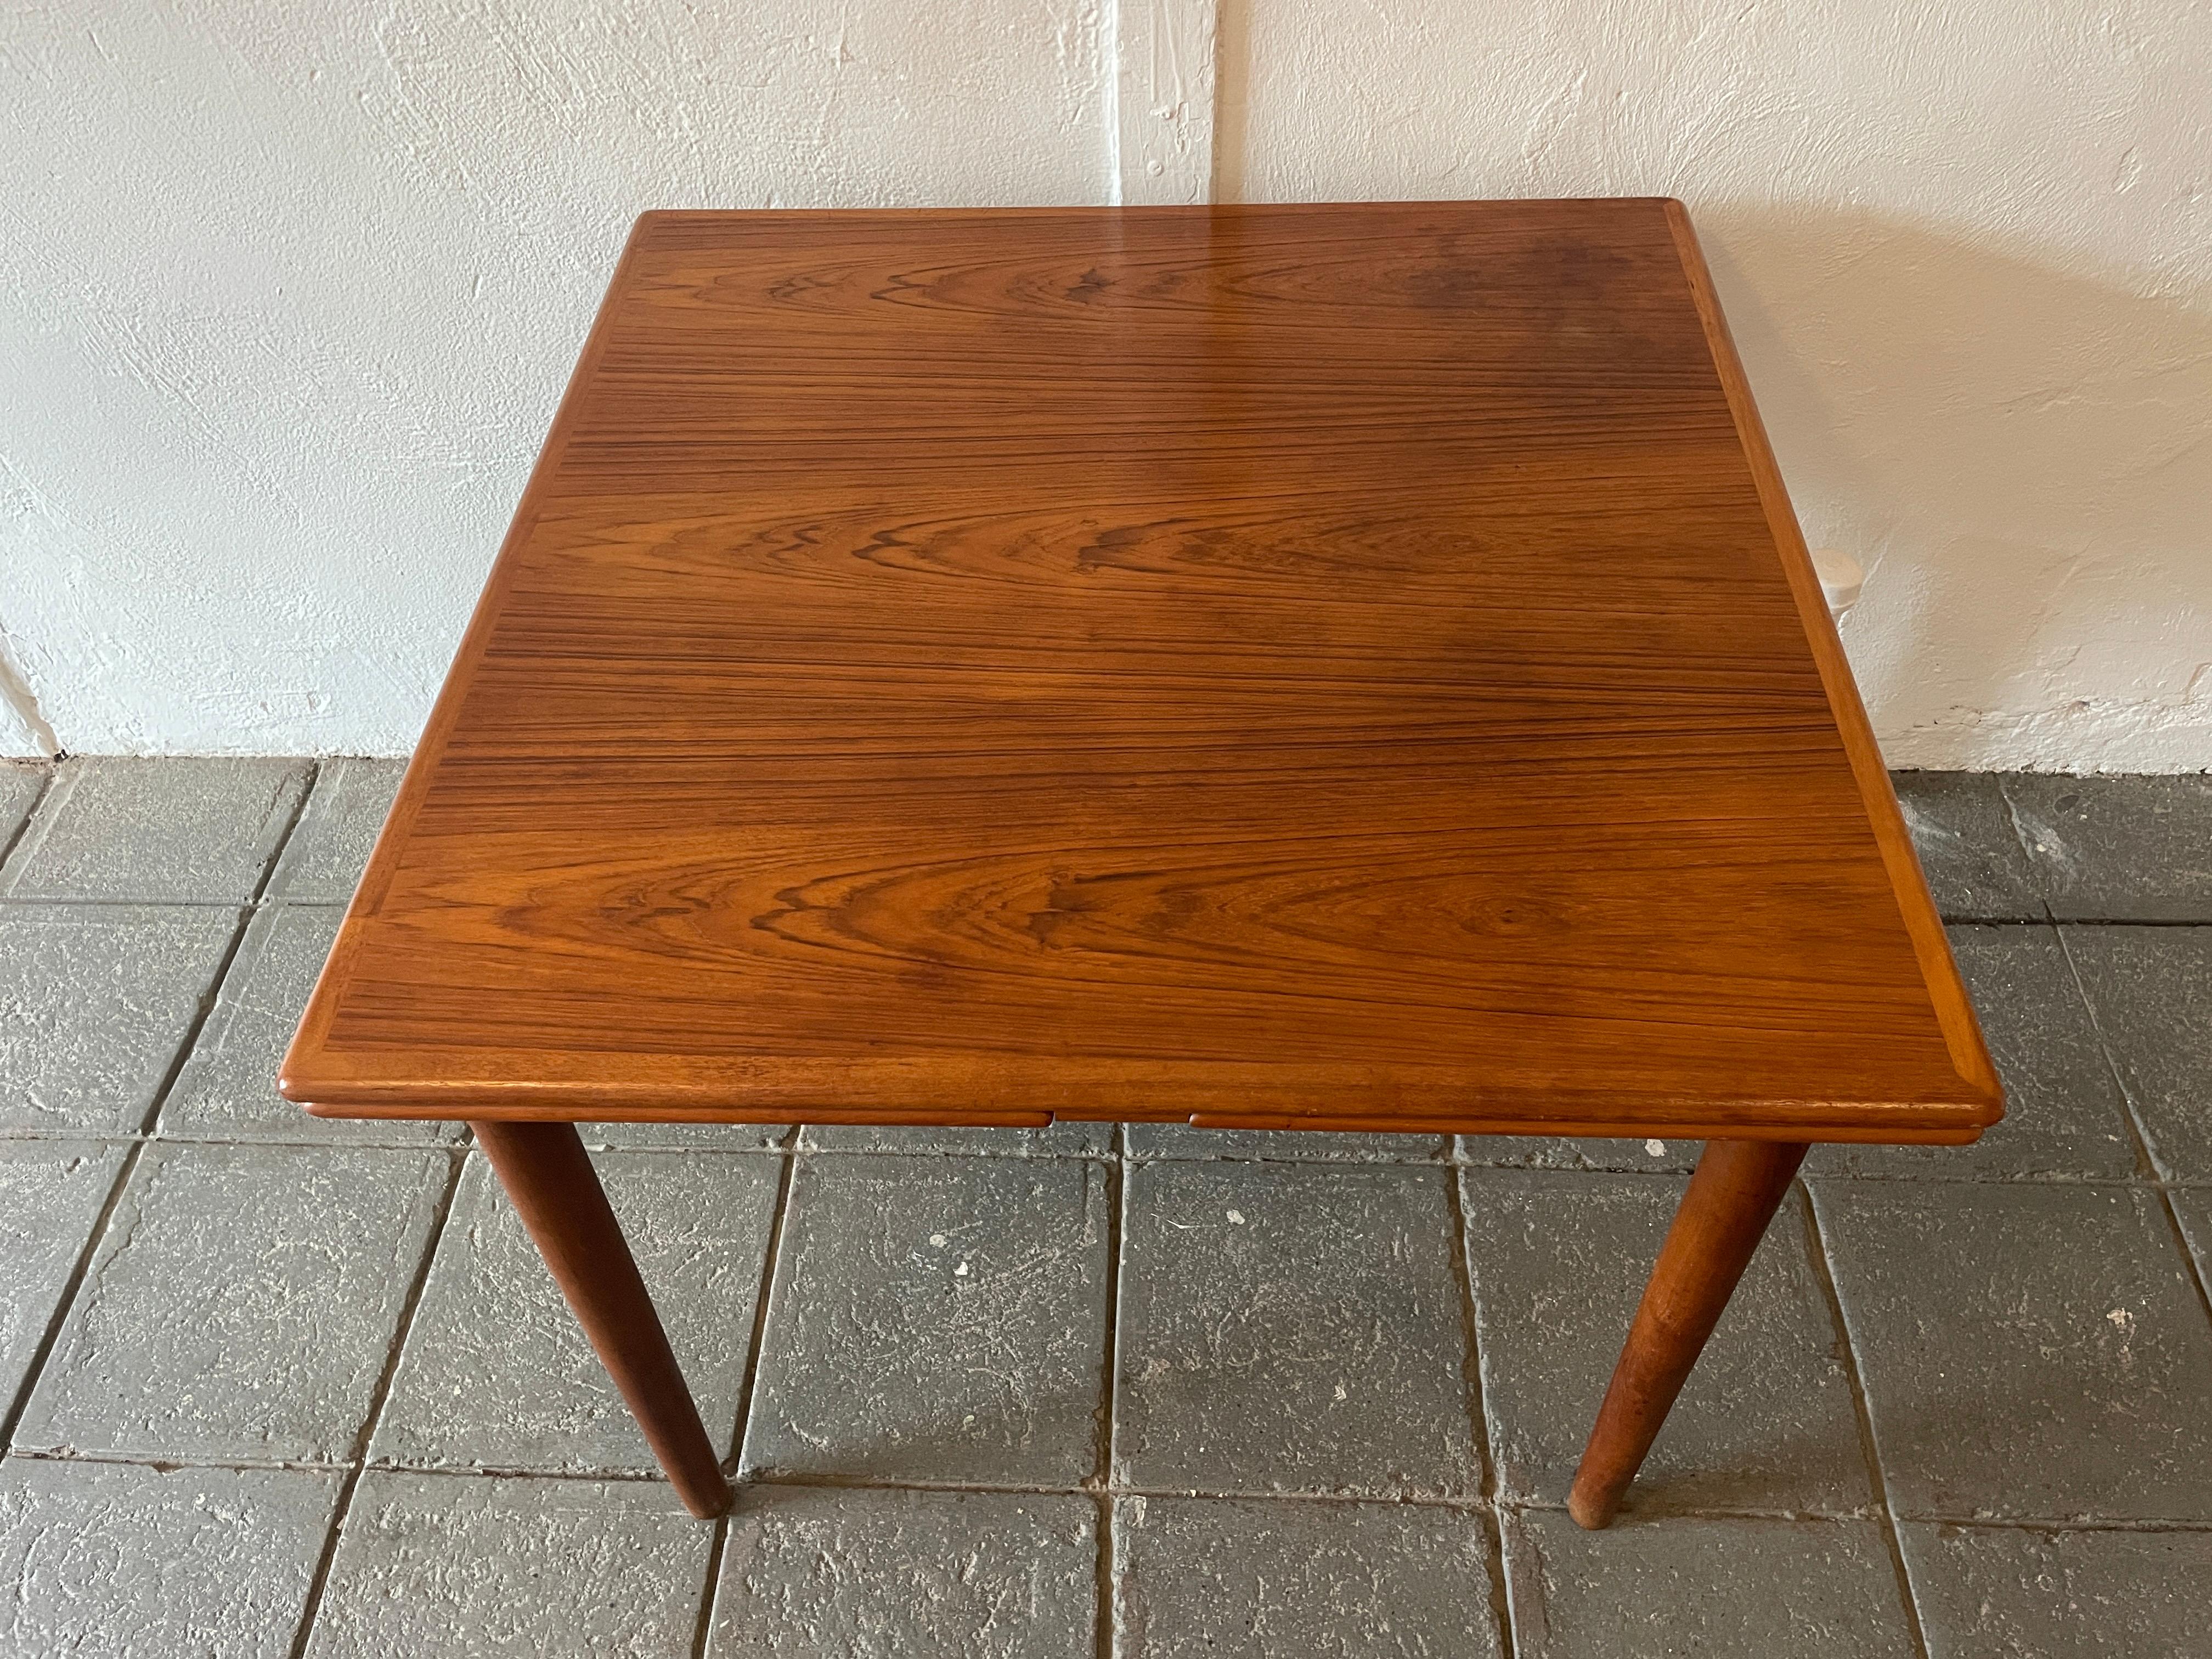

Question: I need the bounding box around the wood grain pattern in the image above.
[280,200,2002,1142]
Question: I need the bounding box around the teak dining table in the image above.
[280,199,2002,1530]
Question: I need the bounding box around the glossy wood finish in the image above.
[470,1120,730,1517]
[1567,1137,1810,1529]
[280,200,2001,1145]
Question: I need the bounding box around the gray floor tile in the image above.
[2066,926,2212,1182]
[1458,1134,1700,1174]
[1115,1493,1500,1657]
[1462,1170,1869,1515]
[1503,1510,1915,1658]
[264,757,405,902]
[800,1120,1114,1156]
[159,904,461,1146]
[2004,773,2212,922]
[0,1455,341,1658]
[1114,1160,1477,1499]
[1809,926,2137,1182]
[0,1139,126,1413]
[743,1154,1109,1487]
[14,1141,449,1463]
[1891,770,2044,920]
[1125,1124,1446,1162]
[1,756,309,902]
[0,902,238,1135]
[0,760,46,853]
[375,1149,779,1476]
[10,757,2203,1647]
[1812,1180,2212,1521]
[708,1485,1096,1659]
[1900,1521,2212,1658]
[306,1471,713,1658]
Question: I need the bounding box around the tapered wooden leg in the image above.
[470,1120,731,1518]
[1567,1137,1808,1530]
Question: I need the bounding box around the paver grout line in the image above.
[1121,1153,1449,1169]
[0,1141,144,1452]
[1797,1180,1933,1659]
[348,1143,471,1466]
[1801,1169,2198,1192]
[0,763,58,882]
[5,1444,667,1483]
[2152,1189,2212,1331]
[2055,926,2169,1189]
[285,1141,468,1659]
[687,1514,730,1659]
[116,1132,466,1154]
[1093,1124,1126,1659]
[1990,777,2061,927]
[1092,1489,1117,1659]
[724,1136,799,1478]
[1444,1167,1520,1659]
[280,1472,359,1652]
[582,1142,788,1156]
[2056,928,2212,1329]
[8,1447,356,1476]
[30,1440,2212,1531]
[787,1146,1121,1165]
[741,1469,1928,1522]
[1947,913,2212,928]
[140,758,320,1143]
[1877,1513,2212,1535]
[0,1131,789,1154]
[129,901,256,1138]
[1488,1492,2212,1532]
[1094,1124,1126,1494]
[740,1469,1500,1508]
[0,895,330,910]
[360,1458,670,1483]
[1502,1493,1850,1520]
[14,1121,2212,1192]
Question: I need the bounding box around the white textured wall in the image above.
[1222,0,2212,771]
[0,1,1108,756]
[4,0,2208,769]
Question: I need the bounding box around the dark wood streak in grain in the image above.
[281,201,2001,1143]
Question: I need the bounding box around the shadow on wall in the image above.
[1699,207,2212,771]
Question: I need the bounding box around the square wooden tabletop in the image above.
[281,199,2001,1144]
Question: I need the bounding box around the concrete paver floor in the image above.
[2,758,2208,1656]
